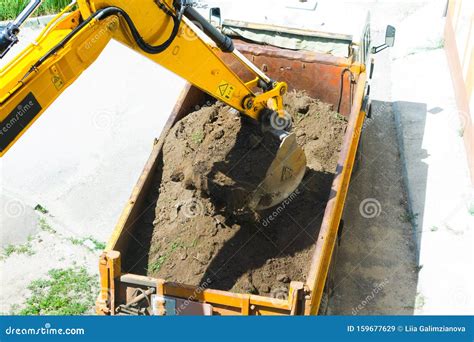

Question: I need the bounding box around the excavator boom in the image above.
[0,0,306,209]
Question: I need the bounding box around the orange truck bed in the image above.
[97,39,368,316]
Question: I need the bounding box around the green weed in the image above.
[191,131,204,145]
[18,267,98,315]
[68,236,106,251]
[0,0,72,20]
[38,217,56,234]
[34,204,48,214]
[147,241,182,273]
[399,211,419,226]
[2,241,34,258]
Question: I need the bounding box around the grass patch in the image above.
[68,236,106,251]
[38,217,56,234]
[469,203,474,216]
[188,238,198,248]
[191,131,204,145]
[147,241,181,273]
[0,0,71,21]
[148,255,167,274]
[415,292,426,310]
[34,204,49,214]
[399,211,419,227]
[333,111,347,121]
[18,266,98,315]
[2,241,35,258]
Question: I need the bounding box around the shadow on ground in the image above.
[328,100,426,315]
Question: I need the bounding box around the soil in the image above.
[132,90,347,297]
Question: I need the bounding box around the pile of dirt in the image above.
[142,90,347,296]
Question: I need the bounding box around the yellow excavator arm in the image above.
[0,0,306,209]
[1,0,286,154]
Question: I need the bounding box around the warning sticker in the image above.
[217,80,235,100]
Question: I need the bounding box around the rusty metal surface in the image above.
[221,40,355,115]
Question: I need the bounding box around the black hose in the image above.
[97,6,180,54]
[337,68,354,113]
[183,6,234,52]
[26,4,181,76]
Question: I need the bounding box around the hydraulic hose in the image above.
[182,6,234,52]
[28,4,181,74]
[97,6,180,54]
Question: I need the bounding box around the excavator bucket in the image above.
[248,132,307,210]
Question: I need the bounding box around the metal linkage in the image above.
[0,0,43,58]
